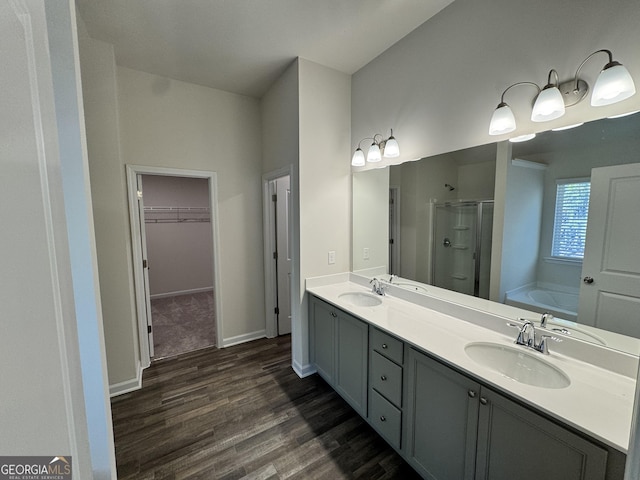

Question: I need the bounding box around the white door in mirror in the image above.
[578,162,640,337]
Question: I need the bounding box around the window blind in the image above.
[551,179,591,259]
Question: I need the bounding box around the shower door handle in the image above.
[443,237,451,247]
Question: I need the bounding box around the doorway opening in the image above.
[263,168,292,338]
[126,166,222,368]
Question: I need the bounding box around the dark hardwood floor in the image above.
[111,335,421,479]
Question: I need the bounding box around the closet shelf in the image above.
[144,206,210,224]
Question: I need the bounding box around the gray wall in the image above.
[142,175,213,296]
[352,0,640,166]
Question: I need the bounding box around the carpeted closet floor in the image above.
[150,290,216,359]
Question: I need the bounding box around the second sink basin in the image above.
[464,342,570,389]
[338,292,383,307]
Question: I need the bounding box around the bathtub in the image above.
[505,286,578,322]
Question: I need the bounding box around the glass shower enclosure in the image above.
[432,200,494,299]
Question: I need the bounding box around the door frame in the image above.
[389,185,401,276]
[262,166,293,338]
[126,165,223,368]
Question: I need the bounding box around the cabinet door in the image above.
[309,297,335,383]
[405,348,480,480]
[475,388,608,480]
[335,311,368,416]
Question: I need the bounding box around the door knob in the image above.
[583,276,594,284]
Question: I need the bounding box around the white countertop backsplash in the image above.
[306,273,638,453]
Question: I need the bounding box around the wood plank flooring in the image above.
[111,335,421,479]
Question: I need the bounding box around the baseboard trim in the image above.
[220,330,266,348]
[109,362,143,397]
[150,287,213,300]
[293,360,316,378]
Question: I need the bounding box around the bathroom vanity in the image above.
[307,275,635,480]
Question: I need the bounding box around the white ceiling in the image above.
[76,0,454,98]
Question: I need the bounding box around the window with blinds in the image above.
[551,179,591,259]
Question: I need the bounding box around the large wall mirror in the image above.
[352,112,640,355]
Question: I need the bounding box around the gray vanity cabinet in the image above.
[309,296,368,417]
[310,296,618,480]
[309,296,336,383]
[475,387,607,480]
[406,347,609,480]
[405,347,480,479]
[335,310,368,416]
[369,327,405,449]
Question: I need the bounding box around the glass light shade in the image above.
[383,136,400,158]
[591,63,636,106]
[531,86,565,122]
[367,143,382,162]
[351,148,365,167]
[489,103,516,135]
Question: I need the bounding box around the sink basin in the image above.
[464,342,570,389]
[338,292,383,307]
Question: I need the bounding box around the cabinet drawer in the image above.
[370,389,402,450]
[371,327,403,364]
[371,351,403,407]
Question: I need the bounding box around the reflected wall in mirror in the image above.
[352,112,640,353]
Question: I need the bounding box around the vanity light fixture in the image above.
[489,49,636,136]
[351,129,400,166]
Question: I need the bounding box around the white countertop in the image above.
[307,278,636,453]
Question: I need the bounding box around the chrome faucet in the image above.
[515,320,551,355]
[370,278,386,296]
[515,320,536,347]
[540,312,554,328]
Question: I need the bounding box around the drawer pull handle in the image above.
[380,375,387,381]
[480,397,488,405]
[468,390,476,398]
[381,343,388,349]
[330,312,337,318]
[380,415,386,422]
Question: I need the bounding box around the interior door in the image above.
[275,176,292,335]
[578,162,640,337]
[136,174,154,356]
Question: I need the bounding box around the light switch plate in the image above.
[328,250,336,265]
[363,247,370,260]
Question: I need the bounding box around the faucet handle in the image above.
[535,334,552,355]
[541,312,554,328]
